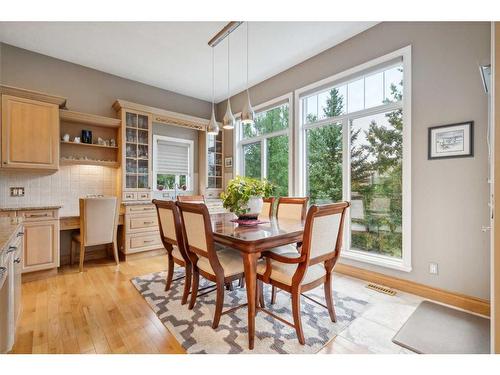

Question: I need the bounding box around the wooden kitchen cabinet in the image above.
[1,95,60,170]
[22,219,60,273]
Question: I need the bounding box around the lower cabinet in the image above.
[120,204,162,255]
[22,215,60,273]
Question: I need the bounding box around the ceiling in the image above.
[0,22,377,103]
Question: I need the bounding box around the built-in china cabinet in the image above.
[199,130,224,198]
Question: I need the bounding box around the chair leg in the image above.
[112,241,119,266]
[258,280,265,308]
[238,277,245,288]
[291,291,305,345]
[181,265,192,305]
[78,242,85,272]
[165,254,175,291]
[189,269,199,310]
[324,271,337,322]
[212,282,225,329]
[70,239,74,266]
[271,285,277,305]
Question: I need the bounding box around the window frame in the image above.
[234,92,294,195]
[152,135,194,192]
[294,46,412,272]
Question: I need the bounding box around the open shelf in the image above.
[60,159,119,168]
[60,109,121,128]
[60,141,118,149]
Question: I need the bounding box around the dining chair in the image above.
[177,201,246,329]
[153,199,192,305]
[177,195,205,203]
[268,197,309,302]
[70,196,120,272]
[258,201,350,344]
[260,197,275,218]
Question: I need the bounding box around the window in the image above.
[236,95,292,197]
[297,46,411,271]
[153,135,193,191]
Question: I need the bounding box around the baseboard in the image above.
[22,268,58,283]
[335,263,491,316]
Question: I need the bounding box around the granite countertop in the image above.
[0,217,22,254]
[0,205,63,212]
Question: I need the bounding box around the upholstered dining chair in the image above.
[260,197,275,219]
[177,195,205,203]
[177,201,246,329]
[70,196,120,272]
[153,199,192,305]
[258,201,350,344]
[268,197,309,301]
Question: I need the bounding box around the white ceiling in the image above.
[0,22,377,103]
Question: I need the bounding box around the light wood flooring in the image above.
[11,254,415,354]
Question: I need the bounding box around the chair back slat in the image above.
[261,197,275,218]
[153,199,190,262]
[80,197,118,247]
[276,197,308,221]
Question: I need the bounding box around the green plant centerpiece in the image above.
[221,176,275,220]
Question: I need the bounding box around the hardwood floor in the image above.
[11,254,390,354]
[12,254,185,354]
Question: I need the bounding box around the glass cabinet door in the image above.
[207,132,223,189]
[124,111,150,190]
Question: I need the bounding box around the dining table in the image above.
[210,212,306,350]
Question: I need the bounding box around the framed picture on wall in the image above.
[224,157,233,168]
[428,121,474,160]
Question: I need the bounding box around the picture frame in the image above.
[428,121,474,160]
[224,156,233,168]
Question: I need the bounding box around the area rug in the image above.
[392,301,490,354]
[131,270,368,354]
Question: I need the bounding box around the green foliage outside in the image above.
[221,176,275,217]
[240,71,403,258]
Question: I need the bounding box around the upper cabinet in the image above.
[0,85,66,171]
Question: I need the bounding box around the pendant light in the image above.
[207,47,219,135]
[241,22,255,125]
[222,33,235,130]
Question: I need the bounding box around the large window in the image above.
[236,96,291,197]
[297,47,411,271]
[153,135,193,191]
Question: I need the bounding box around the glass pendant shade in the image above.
[222,99,235,129]
[207,106,219,134]
[241,90,255,125]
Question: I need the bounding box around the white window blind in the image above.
[156,139,190,175]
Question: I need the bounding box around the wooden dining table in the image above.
[210,212,306,350]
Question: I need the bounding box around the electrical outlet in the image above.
[429,262,439,275]
[10,187,25,197]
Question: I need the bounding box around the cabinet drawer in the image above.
[122,192,137,201]
[137,192,151,200]
[125,204,156,215]
[129,216,158,230]
[129,233,162,250]
[20,209,58,221]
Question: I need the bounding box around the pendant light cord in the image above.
[212,47,215,109]
[227,34,230,99]
[246,22,249,91]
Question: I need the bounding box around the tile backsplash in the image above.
[0,165,117,216]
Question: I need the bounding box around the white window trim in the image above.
[152,135,194,192]
[234,92,294,195]
[294,45,412,272]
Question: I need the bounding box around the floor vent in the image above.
[366,283,397,296]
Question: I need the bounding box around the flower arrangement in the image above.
[221,176,275,218]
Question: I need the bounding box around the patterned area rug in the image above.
[131,270,368,354]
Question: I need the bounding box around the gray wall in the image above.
[218,22,491,299]
[0,43,211,118]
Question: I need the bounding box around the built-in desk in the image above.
[59,214,125,230]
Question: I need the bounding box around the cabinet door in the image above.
[1,95,59,170]
[22,220,59,273]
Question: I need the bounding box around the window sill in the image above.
[341,249,412,273]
